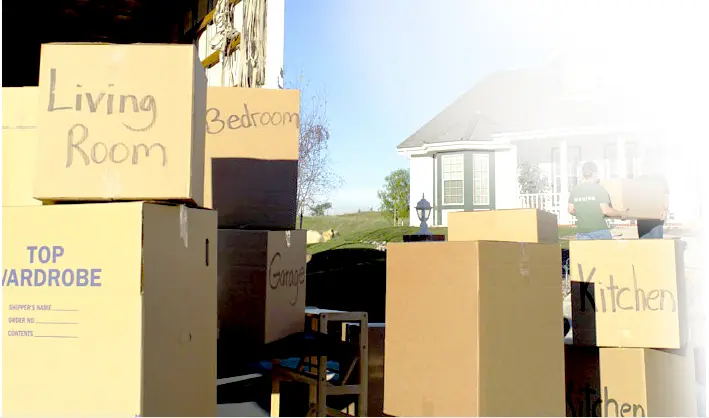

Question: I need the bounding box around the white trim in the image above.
[490,125,653,142]
[397,140,512,157]
[397,124,657,155]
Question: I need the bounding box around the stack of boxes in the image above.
[383,208,567,416]
[2,42,308,416]
[3,43,216,417]
[204,87,307,374]
[566,238,697,416]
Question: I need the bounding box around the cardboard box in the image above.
[2,87,42,207]
[601,178,668,220]
[346,323,386,417]
[34,43,207,205]
[565,345,696,417]
[447,208,559,244]
[217,229,306,346]
[205,87,300,229]
[2,202,217,417]
[569,239,688,349]
[384,241,565,416]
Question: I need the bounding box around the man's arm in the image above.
[660,193,670,220]
[598,187,627,219]
[568,188,576,216]
[661,179,670,220]
[600,203,627,219]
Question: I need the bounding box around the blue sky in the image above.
[282,1,700,214]
[283,1,567,214]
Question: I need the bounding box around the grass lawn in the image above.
[304,211,578,254]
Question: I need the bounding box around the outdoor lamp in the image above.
[415,194,432,235]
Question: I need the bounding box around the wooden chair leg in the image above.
[270,376,281,417]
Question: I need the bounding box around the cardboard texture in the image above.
[217,229,306,346]
[565,346,697,417]
[34,43,207,205]
[2,202,217,417]
[600,179,667,220]
[346,323,386,417]
[569,239,688,349]
[2,87,42,207]
[206,87,300,229]
[447,208,559,244]
[384,241,565,417]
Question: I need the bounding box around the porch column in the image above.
[559,139,570,224]
[617,136,628,178]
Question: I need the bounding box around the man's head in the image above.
[581,161,599,181]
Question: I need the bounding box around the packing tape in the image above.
[285,230,291,248]
[519,242,531,277]
[179,205,189,248]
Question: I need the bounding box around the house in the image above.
[397,62,703,227]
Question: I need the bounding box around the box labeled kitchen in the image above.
[2,202,217,417]
[34,43,207,205]
[384,241,565,417]
[565,345,696,417]
[447,208,559,244]
[217,229,306,346]
[2,87,41,207]
[569,239,688,349]
[206,87,300,229]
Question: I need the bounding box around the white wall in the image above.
[196,0,284,88]
[264,0,285,89]
[494,146,518,209]
[409,156,434,227]
[441,209,464,226]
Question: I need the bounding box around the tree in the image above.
[378,169,410,225]
[309,202,332,217]
[517,161,550,194]
[285,72,342,228]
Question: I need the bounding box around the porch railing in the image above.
[517,193,562,217]
[517,193,579,226]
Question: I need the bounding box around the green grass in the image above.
[301,211,400,236]
[304,211,578,254]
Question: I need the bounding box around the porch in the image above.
[510,129,700,226]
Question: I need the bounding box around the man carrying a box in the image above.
[567,161,628,240]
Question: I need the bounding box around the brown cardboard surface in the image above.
[447,208,559,244]
[206,87,299,229]
[2,87,42,207]
[601,179,667,220]
[346,323,386,417]
[565,346,696,417]
[569,239,688,349]
[34,43,207,205]
[384,241,565,417]
[2,202,217,417]
[217,229,306,347]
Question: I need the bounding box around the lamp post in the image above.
[415,194,432,236]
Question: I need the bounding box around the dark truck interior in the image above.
[3,0,208,88]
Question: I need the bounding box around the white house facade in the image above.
[398,64,703,227]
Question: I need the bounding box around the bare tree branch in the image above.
[285,71,343,224]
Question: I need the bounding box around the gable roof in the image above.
[397,65,639,150]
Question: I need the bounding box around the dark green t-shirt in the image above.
[569,182,611,233]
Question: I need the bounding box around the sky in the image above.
[282,1,709,214]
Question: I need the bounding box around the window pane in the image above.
[473,154,490,205]
[442,154,464,204]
